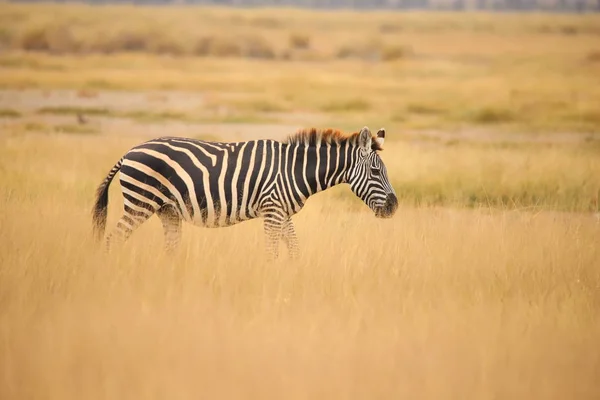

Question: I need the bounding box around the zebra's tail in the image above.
[92,158,123,242]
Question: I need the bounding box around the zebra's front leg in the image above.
[157,205,182,254]
[263,216,285,261]
[281,218,300,259]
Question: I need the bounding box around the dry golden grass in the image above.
[1,3,599,132]
[384,140,600,211]
[1,4,600,396]
[1,132,600,399]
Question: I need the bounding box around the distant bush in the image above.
[381,44,410,61]
[336,40,410,62]
[242,35,276,59]
[0,109,21,118]
[194,35,275,59]
[468,107,515,124]
[336,44,380,61]
[14,25,79,53]
[15,27,51,52]
[406,102,445,115]
[321,98,371,112]
[336,45,358,60]
[586,50,600,63]
[15,25,185,56]
[194,36,242,57]
[280,49,292,60]
[51,29,157,55]
[110,30,149,52]
[147,34,187,56]
[289,33,310,49]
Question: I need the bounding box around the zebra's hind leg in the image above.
[105,206,155,253]
[156,205,182,254]
[281,218,300,259]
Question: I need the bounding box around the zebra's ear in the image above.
[375,128,385,147]
[358,126,372,150]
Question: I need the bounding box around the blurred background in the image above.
[5,0,600,10]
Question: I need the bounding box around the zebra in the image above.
[92,126,398,259]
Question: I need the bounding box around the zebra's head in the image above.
[347,126,398,219]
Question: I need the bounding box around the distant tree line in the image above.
[9,0,600,11]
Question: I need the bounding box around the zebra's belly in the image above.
[186,208,259,229]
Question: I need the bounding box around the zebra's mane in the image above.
[283,128,383,152]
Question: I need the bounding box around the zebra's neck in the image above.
[280,141,355,204]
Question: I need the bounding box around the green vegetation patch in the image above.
[23,122,51,132]
[0,109,22,118]
[321,98,371,113]
[234,98,289,113]
[36,106,111,116]
[406,102,447,115]
[463,107,517,125]
[123,110,190,123]
[53,124,99,135]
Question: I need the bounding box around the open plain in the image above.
[1,3,600,399]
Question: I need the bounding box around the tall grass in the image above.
[1,130,599,399]
[383,141,600,211]
[1,4,600,396]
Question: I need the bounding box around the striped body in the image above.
[92,127,398,258]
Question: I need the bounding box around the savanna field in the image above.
[1,3,600,399]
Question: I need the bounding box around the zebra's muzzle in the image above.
[375,193,398,219]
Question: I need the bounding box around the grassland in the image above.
[1,3,600,399]
[0,3,599,133]
[1,131,600,400]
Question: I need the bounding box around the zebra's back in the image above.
[120,136,282,228]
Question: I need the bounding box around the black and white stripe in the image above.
[92,126,398,259]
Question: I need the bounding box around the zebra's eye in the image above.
[371,168,381,176]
